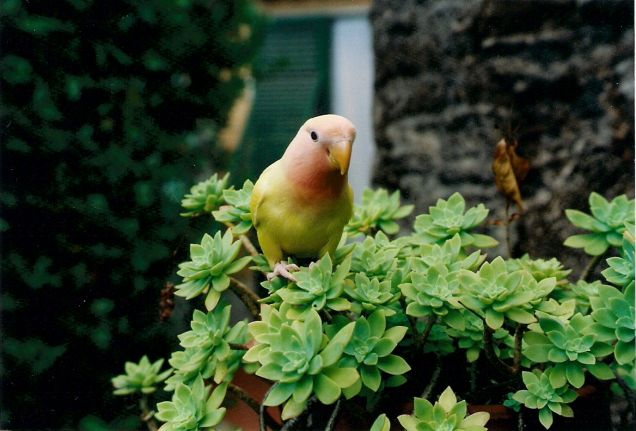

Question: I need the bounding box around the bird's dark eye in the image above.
[310,131,318,141]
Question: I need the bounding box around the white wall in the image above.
[331,15,375,202]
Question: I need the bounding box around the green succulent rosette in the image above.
[400,265,465,330]
[330,310,410,396]
[588,283,635,365]
[276,254,351,320]
[244,306,359,420]
[523,313,614,388]
[345,188,413,237]
[408,234,484,274]
[459,257,556,329]
[398,386,489,431]
[350,232,400,278]
[345,273,400,317]
[165,306,249,390]
[180,173,230,217]
[111,355,172,395]
[156,375,227,431]
[551,280,605,315]
[506,254,571,285]
[413,192,498,249]
[564,193,634,256]
[512,368,577,429]
[175,230,252,310]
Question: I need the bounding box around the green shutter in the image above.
[231,16,332,183]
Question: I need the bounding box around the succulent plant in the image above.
[244,307,359,420]
[551,280,603,315]
[564,193,634,256]
[444,310,512,363]
[408,234,484,274]
[506,254,571,285]
[512,369,577,429]
[460,257,556,329]
[345,273,400,317]
[588,283,635,365]
[401,265,465,330]
[345,188,413,236]
[212,180,254,235]
[175,230,252,310]
[111,355,172,395]
[413,192,498,249]
[276,254,351,320]
[350,232,400,278]
[156,375,227,431]
[398,386,490,431]
[332,310,410,396]
[165,306,249,390]
[180,173,230,217]
[421,322,456,357]
[523,313,614,388]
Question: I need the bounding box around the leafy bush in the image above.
[1,0,263,428]
[114,177,634,430]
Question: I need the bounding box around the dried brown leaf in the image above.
[492,138,529,212]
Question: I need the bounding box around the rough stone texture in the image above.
[371,0,634,274]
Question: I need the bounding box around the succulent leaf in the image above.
[212,180,254,235]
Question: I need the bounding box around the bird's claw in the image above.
[267,262,300,282]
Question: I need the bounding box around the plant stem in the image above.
[505,201,513,259]
[280,397,314,431]
[228,383,279,431]
[483,326,515,377]
[260,385,274,431]
[229,342,249,350]
[512,324,525,374]
[421,359,442,400]
[139,395,159,431]
[469,361,477,394]
[229,383,261,412]
[230,276,261,319]
[579,254,602,281]
[420,315,437,345]
[240,234,259,257]
[325,398,341,431]
[613,369,636,406]
[517,408,524,431]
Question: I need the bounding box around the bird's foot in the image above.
[267,262,300,282]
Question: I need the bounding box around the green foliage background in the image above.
[0,0,263,428]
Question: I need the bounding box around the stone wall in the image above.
[371,0,634,273]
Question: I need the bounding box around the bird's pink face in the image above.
[301,114,357,176]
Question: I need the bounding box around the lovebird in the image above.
[250,114,356,280]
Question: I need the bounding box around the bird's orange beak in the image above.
[329,139,352,175]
